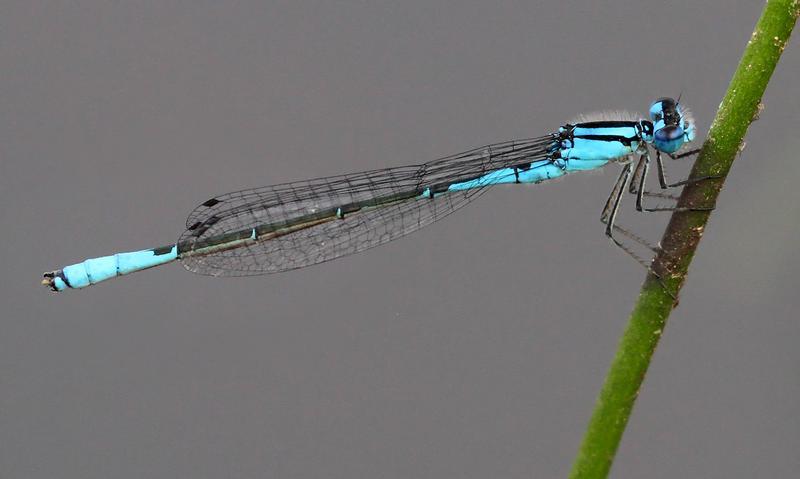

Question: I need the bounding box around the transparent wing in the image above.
[178,136,554,276]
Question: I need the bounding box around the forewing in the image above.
[179,137,552,276]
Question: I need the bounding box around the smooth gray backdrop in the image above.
[3,1,798,477]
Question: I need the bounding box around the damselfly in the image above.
[43,98,700,292]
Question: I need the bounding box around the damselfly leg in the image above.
[602,146,720,297]
[628,148,718,213]
[601,162,661,269]
[655,148,722,189]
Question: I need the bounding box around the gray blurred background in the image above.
[2,1,798,477]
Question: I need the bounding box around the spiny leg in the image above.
[634,152,651,211]
[671,147,701,160]
[629,152,647,195]
[629,151,680,200]
[626,149,717,213]
[656,148,721,189]
[602,162,678,299]
[601,163,659,268]
[601,163,632,238]
[636,151,689,212]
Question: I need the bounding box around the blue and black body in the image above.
[43,98,698,292]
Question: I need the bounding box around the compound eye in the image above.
[649,102,663,122]
[650,97,678,122]
[654,125,685,153]
[649,98,669,122]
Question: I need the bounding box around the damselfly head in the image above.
[648,97,695,154]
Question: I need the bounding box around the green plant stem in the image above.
[569,1,799,478]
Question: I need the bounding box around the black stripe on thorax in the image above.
[573,134,638,146]
[572,120,640,128]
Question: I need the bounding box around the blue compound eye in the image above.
[654,125,685,153]
[649,102,664,122]
[649,97,672,121]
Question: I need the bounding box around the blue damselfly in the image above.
[43,98,700,292]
